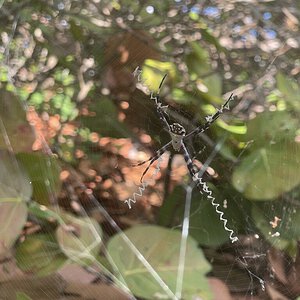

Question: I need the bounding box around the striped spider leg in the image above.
[184,93,234,140]
[134,73,234,183]
[133,140,172,183]
[150,73,170,131]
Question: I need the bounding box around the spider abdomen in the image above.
[169,123,186,151]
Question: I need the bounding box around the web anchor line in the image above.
[192,173,239,243]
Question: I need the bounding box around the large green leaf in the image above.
[232,142,300,200]
[0,150,32,202]
[245,111,298,149]
[0,90,35,152]
[16,152,61,205]
[16,233,66,275]
[107,225,212,300]
[0,150,31,258]
[159,186,246,247]
[0,202,28,259]
[56,213,103,267]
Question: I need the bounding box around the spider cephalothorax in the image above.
[169,123,186,151]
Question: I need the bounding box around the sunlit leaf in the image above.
[16,234,66,275]
[107,225,212,300]
[171,88,197,104]
[142,59,176,91]
[29,92,44,106]
[217,119,247,134]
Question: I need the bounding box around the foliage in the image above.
[0,0,300,299]
[108,225,212,299]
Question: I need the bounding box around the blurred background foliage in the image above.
[1,0,300,299]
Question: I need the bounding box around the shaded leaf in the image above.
[232,142,300,200]
[245,111,298,149]
[0,202,28,259]
[16,234,66,275]
[80,98,130,138]
[186,42,211,77]
[161,186,246,247]
[107,225,212,300]
[276,72,300,111]
[0,150,31,258]
[0,90,35,152]
[16,152,61,205]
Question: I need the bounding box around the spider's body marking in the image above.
[169,123,186,152]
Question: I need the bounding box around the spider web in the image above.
[0,2,300,300]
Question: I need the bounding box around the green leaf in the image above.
[0,90,35,152]
[29,92,44,106]
[142,59,176,91]
[217,119,247,134]
[0,150,32,202]
[0,150,31,258]
[186,42,211,77]
[171,88,197,105]
[232,142,300,200]
[0,202,28,259]
[80,98,130,138]
[161,186,246,247]
[28,201,65,225]
[107,225,212,300]
[56,213,103,267]
[157,186,185,226]
[16,233,66,275]
[276,72,300,111]
[245,111,298,149]
[16,292,33,300]
[16,153,61,205]
[200,73,223,103]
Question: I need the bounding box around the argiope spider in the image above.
[135,74,235,188]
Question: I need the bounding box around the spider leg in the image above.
[184,93,234,140]
[132,141,172,182]
[150,74,171,131]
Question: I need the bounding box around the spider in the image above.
[135,74,235,189]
